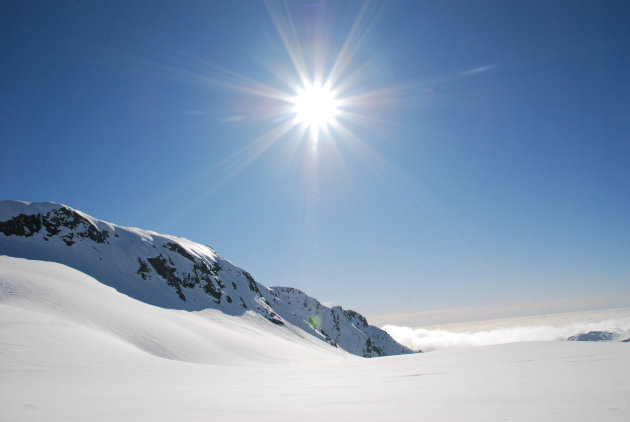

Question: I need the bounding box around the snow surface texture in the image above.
[1,256,629,421]
[0,200,411,357]
[384,308,630,352]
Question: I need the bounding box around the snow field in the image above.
[1,255,629,421]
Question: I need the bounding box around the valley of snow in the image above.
[2,256,629,421]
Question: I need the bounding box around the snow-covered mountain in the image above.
[0,200,412,357]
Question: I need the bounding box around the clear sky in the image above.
[2,0,629,325]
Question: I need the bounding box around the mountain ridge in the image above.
[0,200,413,357]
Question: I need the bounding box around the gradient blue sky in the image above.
[2,0,629,324]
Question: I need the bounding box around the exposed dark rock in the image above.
[319,329,337,347]
[45,207,109,244]
[215,277,226,289]
[242,270,261,294]
[147,255,187,301]
[567,331,618,342]
[202,279,221,302]
[344,309,368,328]
[364,338,384,357]
[0,213,42,237]
[267,315,285,326]
[0,208,109,245]
[165,242,195,261]
[212,261,221,274]
[136,258,150,280]
[191,261,222,302]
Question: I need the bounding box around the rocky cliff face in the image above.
[0,200,414,357]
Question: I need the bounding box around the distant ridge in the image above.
[567,331,619,342]
[0,200,413,357]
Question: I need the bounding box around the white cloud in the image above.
[383,309,630,352]
[461,64,497,76]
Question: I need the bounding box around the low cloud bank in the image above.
[383,314,630,352]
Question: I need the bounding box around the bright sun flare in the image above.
[291,82,340,132]
[189,0,391,182]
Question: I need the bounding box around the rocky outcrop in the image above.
[0,206,109,245]
[567,331,619,342]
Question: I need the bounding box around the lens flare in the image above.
[158,1,406,198]
[309,314,322,329]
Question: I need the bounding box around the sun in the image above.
[183,1,393,186]
[291,82,340,134]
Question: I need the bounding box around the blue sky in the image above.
[2,0,629,324]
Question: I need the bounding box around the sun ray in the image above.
[207,119,300,190]
[157,118,302,210]
[142,1,420,210]
[156,57,290,102]
[265,0,311,85]
[324,2,384,89]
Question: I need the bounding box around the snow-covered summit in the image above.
[0,200,412,357]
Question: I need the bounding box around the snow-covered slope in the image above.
[0,256,344,365]
[266,287,410,356]
[0,200,411,357]
[2,256,629,421]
